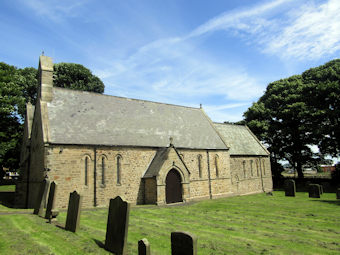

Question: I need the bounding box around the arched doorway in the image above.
[165,169,183,204]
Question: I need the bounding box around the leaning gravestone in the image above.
[45,181,58,220]
[105,196,130,255]
[65,191,83,232]
[319,184,323,195]
[138,238,150,255]
[284,179,296,197]
[171,231,197,255]
[33,179,50,216]
[309,184,320,198]
[336,188,340,199]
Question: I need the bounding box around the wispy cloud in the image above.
[187,0,340,60]
[21,0,88,22]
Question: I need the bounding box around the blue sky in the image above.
[1,0,339,122]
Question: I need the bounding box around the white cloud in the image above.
[264,0,340,59]
[187,0,340,60]
[21,0,88,22]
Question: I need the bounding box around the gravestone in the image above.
[336,188,340,199]
[65,191,83,232]
[171,231,197,255]
[318,184,323,195]
[33,179,50,216]
[284,179,296,197]
[138,238,150,255]
[105,196,130,255]
[45,181,58,220]
[308,184,320,198]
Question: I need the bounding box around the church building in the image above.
[16,56,273,209]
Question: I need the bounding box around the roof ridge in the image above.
[53,87,200,110]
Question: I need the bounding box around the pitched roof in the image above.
[143,146,190,178]
[213,123,269,156]
[46,88,228,149]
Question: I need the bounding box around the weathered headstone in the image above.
[33,179,50,216]
[65,191,83,232]
[105,196,130,255]
[336,188,340,199]
[171,231,197,255]
[318,184,323,195]
[308,184,320,198]
[45,181,58,220]
[284,179,296,197]
[138,238,150,255]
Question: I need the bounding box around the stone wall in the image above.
[23,144,272,209]
[26,100,47,208]
[230,156,273,195]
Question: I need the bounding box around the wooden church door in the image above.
[165,169,183,204]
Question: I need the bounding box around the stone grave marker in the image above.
[308,184,320,198]
[105,196,130,255]
[65,191,83,232]
[171,231,197,255]
[336,188,340,199]
[138,238,150,255]
[45,181,58,220]
[319,184,323,195]
[284,179,296,197]
[33,179,50,216]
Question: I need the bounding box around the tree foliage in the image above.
[244,59,339,178]
[0,61,105,171]
[54,63,104,93]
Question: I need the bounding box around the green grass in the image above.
[0,185,15,192]
[0,191,339,254]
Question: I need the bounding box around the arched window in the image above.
[85,157,89,186]
[101,156,105,185]
[198,154,202,178]
[256,159,259,177]
[262,159,266,176]
[117,155,122,185]
[215,155,219,178]
[250,160,253,177]
[242,160,246,179]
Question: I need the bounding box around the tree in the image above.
[244,75,319,178]
[0,62,24,171]
[54,63,104,93]
[302,59,340,158]
[0,61,105,171]
[244,59,340,179]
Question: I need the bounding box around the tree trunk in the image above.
[296,161,304,178]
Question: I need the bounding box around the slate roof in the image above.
[46,87,228,149]
[213,123,269,156]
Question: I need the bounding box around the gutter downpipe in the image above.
[207,150,212,199]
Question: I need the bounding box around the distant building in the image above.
[16,56,273,209]
[320,165,336,173]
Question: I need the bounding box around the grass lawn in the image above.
[0,185,15,192]
[0,191,339,254]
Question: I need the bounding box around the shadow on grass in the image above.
[0,191,15,208]
[310,200,340,206]
[93,239,105,249]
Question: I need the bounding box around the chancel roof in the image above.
[213,123,269,156]
[46,88,228,149]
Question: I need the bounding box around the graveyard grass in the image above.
[0,191,339,254]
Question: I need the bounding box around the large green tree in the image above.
[54,63,104,93]
[244,59,339,178]
[0,61,105,171]
[302,59,340,158]
[0,63,24,171]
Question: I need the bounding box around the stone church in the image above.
[16,56,273,209]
